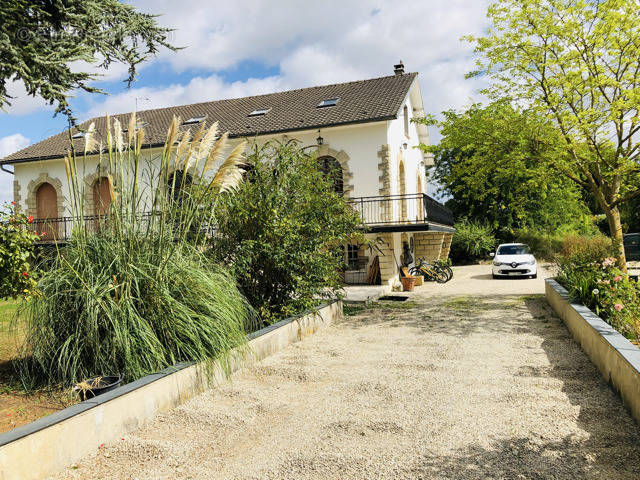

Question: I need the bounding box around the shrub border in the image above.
[0,300,341,480]
[545,279,640,423]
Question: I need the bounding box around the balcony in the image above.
[347,193,454,233]
[25,193,453,243]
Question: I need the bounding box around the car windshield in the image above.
[497,245,531,255]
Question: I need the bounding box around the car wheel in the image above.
[532,273,538,279]
[492,274,499,279]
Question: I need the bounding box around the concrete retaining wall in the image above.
[545,279,640,423]
[0,300,342,480]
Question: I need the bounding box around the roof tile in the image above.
[2,73,416,164]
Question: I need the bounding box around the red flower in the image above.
[11,201,15,205]
[27,215,34,223]
[22,272,29,277]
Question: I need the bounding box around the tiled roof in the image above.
[1,73,417,164]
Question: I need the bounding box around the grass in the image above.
[0,299,21,364]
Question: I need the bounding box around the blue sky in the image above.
[0,0,490,204]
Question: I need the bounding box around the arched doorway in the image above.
[398,160,407,221]
[36,182,58,240]
[93,177,112,216]
[318,156,344,195]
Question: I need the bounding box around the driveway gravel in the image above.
[52,266,640,479]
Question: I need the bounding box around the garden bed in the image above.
[0,300,341,480]
[0,300,73,434]
[545,279,640,423]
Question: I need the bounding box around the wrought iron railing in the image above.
[27,213,156,243]
[24,193,452,243]
[348,193,453,227]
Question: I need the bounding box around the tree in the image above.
[209,140,363,322]
[0,1,175,120]
[467,0,640,270]
[420,102,593,239]
[0,202,38,299]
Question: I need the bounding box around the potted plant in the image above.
[400,275,417,291]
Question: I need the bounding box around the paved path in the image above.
[54,266,640,479]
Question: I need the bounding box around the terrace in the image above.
[27,193,454,243]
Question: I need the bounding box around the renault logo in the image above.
[511,262,518,268]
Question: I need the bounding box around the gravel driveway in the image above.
[52,266,640,479]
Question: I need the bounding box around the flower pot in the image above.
[400,276,417,292]
[413,275,424,286]
[74,375,124,401]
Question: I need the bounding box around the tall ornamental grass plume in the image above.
[15,114,255,389]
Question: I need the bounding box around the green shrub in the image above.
[0,203,38,299]
[450,219,497,263]
[556,248,639,343]
[515,229,610,261]
[209,140,362,322]
[16,115,255,388]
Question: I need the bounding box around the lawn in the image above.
[0,299,71,434]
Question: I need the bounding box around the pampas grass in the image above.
[15,116,253,388]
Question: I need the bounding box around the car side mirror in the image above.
[489,252,495,257]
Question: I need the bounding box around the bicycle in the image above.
[432,258,454,282]
[409,257,450,283]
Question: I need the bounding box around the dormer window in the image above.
[123,122,149,133]
[248,108,271,116]
[317,98,339,108]
[183,115,206,125]
[72,132,85,139]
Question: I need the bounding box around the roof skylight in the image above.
[248,108,271,116]
[71,132,85,139]
[183,115,206,125]
[317,98,340,108]
[123,122,149,133]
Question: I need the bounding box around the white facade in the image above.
[11,76,452,286]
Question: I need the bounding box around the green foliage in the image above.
[467,0,640,266]
[209,140,363,322]
[0,1,175,120]
[515,229,610,261]
[16,115,254,388]
[422,102,594,240]
[17,237,251,388]
[0,203,38,299]
[450,219,497,264]
[556,251,639,343]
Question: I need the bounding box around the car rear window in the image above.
[497,245,531,255]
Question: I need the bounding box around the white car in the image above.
[491,243,537,279]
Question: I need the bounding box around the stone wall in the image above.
[414,232,454,262]
[377,232,397,284]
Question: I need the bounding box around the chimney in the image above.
[394,61,405,75]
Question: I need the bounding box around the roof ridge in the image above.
[86,72,419,122]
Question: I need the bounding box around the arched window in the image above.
[403,105,409,138]
[93,177,112,216]
[168,170,193,203]
[416,174,424,220]
[36,182,58,240]
[318,156,343,195]
[398,160,407,221]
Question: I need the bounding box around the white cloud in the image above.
[3,81,54,116]
[83,0,490,132]
[0,134,30,205]
[4,0,492,141]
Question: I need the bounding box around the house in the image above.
[0,63,454,286]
